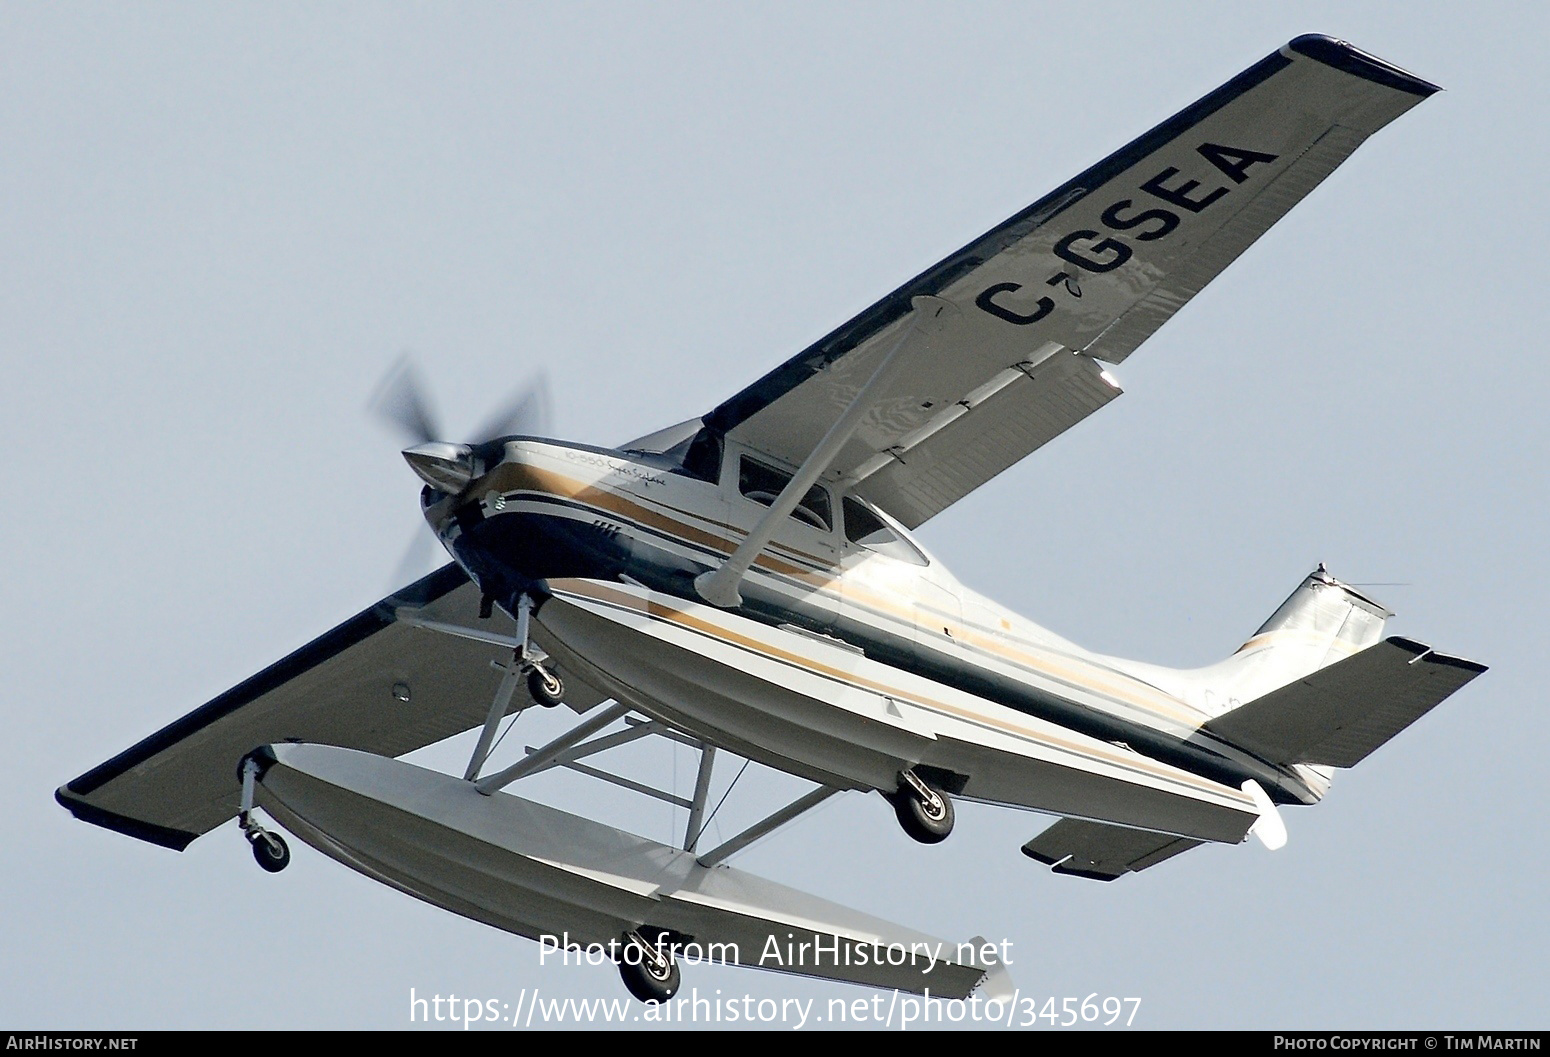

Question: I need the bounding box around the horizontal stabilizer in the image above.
[1202,636,1486,768]
[1021,818,1204,882]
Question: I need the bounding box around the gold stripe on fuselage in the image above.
[1234,629,1362,659]
[476,453,1207,733]
[550,577,1254,809]
[478,460,826,579]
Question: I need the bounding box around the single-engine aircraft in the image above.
[59,35,1485,1004]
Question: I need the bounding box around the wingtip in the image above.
[1286,34,1442,97]
[1427,653,1490,676]
[1385,635,1489,675]
[54,785,200,851]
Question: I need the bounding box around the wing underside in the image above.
[56,566,606,850]
[700,36,1438,527]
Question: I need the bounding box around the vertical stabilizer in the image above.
[1212,565,1392,706]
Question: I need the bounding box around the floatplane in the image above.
[59,35,1483,1003]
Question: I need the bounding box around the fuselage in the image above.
[425,435,1325,809]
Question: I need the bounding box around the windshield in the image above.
[842,497,927,565]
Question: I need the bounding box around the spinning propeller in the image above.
[370,355,551,584]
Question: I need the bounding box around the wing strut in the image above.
[693,294,954,607]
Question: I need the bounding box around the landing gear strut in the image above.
[618,931,681,1004]
[237,755,290,872]
[887,769,954,844]
[513,593,564,708]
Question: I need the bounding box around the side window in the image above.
[843,497,928,565]
[738,456,832,532]
[677,429,722,483]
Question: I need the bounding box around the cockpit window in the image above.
[843,497,928,565]
[677,429,722,483]
[738,456,832,532]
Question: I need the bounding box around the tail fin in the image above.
[1197,567,1485,790]
[1210,565,1392,705]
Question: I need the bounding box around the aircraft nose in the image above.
[403,441,475,494]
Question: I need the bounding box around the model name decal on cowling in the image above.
[974,142,1278,327]
[561,448,668,486]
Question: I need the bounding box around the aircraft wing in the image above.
[1201,637,1487,769]
[55,566,573,850]
[700,36,1439,528]
[1021,818,1204,882]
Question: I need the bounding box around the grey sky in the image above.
[4,3,1544,1029]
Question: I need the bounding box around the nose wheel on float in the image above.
[509,592,565,708]
[248,827,290,872]
[525,662,564,708]
[237,754,290,872]
[887,768,955,844]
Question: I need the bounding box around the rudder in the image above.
[1211,564,1391,706]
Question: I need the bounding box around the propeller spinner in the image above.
[369,355,551,582]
